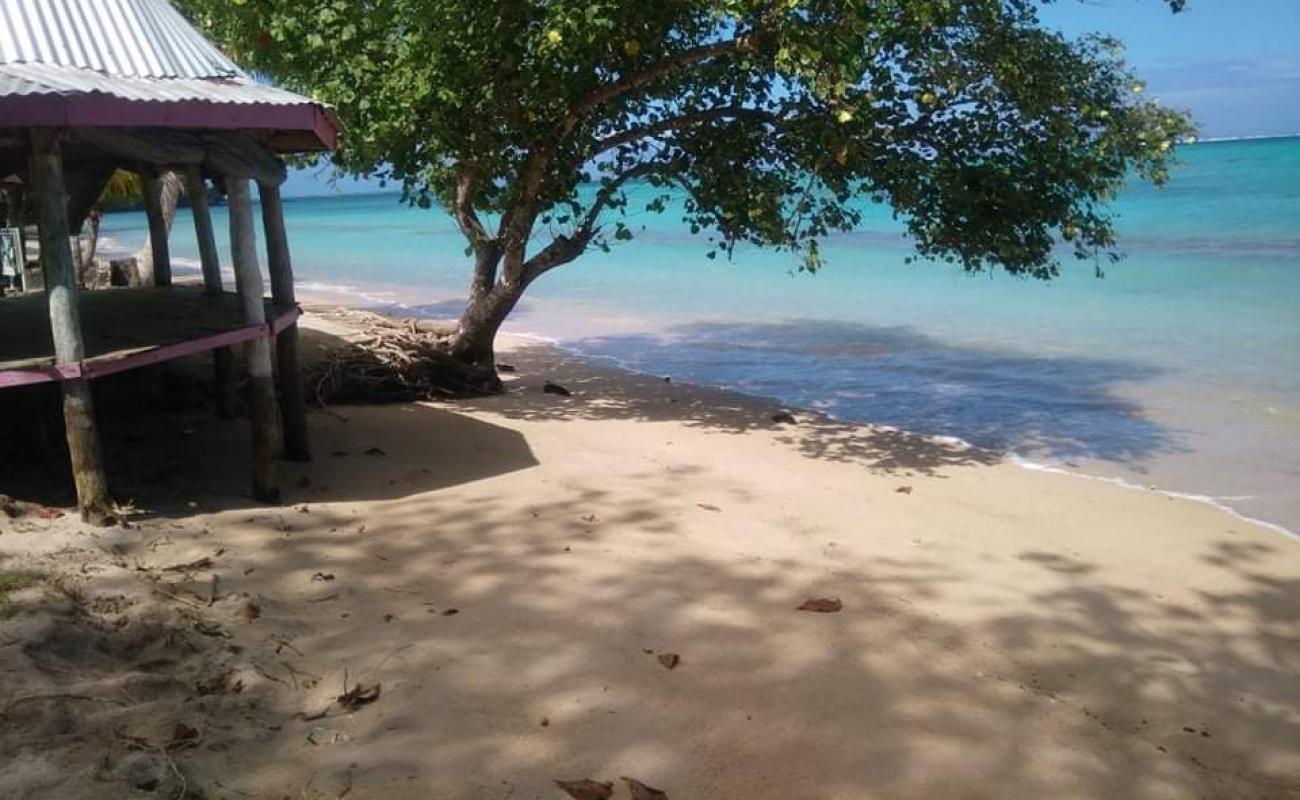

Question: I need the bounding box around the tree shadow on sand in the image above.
[3,465,1296,798]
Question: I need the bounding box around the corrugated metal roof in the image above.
[0,0,243,79]
[0,0,337,150]
[0,62,313,107]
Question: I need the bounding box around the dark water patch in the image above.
[572,319,1183,466]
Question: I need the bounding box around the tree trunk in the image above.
[446,278,523,379]
[136,170,181,281]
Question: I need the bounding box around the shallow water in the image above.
[100,136,1300,533]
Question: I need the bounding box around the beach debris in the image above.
[540,716,550,727]
[311,572,336,582]
[166,722,201,753]
[770,411,797,425]
[663,376,671,383]
[238,601,262,623]
[797,597,843,613]
[161,556,214,572]
[193,619,229,638]
[623,777,670,800]
[657,653,681,670]
[497,363,518,373]
[895,485,914,495]
[442,608,459,616]
[0,494,66,520]
[554,778,613,799]
[364,446,387,456]
[337,682,382,712]
[306,726,351,745]
[696,503,722,512]
[544,381,572,397]
[196,670,243,696]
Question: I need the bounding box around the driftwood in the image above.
[307,308,501,403]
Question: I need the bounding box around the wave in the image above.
[1010,456,1298,541]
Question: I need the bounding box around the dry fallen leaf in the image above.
[657,653,681,670]
[553,778,613,799]
[797,597,843,613]
[696,503,721,512]
[239,602,261,622]
[337,682,382,712]
[622,777,669,800]
[166,722,201,752]
[895,485,914,494]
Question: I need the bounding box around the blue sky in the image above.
[284,0,1299,197]
[1042,0,1300,140]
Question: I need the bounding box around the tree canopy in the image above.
[179,0,1194,366]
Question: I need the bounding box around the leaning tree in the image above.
[180,0,1193,383]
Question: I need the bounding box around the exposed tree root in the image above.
[306,308,503,403]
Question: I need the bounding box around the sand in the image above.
[1,307,1297,799]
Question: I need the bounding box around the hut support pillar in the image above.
[30,129,114,525]
[141,173,173,287]
[227,177,281,502]
[258,181,310,462]
[184,166,237,418]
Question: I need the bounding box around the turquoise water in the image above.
[100,136,1300,533]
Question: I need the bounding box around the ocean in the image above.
[99,135,1300,535]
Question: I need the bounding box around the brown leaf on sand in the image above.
[657,653,681,670]
[696,503,721,512]
[337,682,382,711]
[622,777,670,800]
[239,602,261,622]
[553,778,613,799]
[895,485,914,495]
[797,597,843,613]
[166,722,201,752]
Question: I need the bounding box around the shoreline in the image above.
[111,250,1299,540]
[301,280,1300,542]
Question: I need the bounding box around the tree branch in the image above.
[521,159,681,284]
[504,23,771,281]
[563,34,763,136]
[454,166,489,246]
[594,106,782,155]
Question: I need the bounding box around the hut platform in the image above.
[0,285,297,388]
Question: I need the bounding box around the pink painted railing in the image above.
[0,306,300,389]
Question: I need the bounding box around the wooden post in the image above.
[185,166,237,418]
[141,172,172,287]
[227,177,281,502]
[258,181,310,462]
[30,129,115,525]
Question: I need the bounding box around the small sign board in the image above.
[0,227,22,291]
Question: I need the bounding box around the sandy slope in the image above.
[0,309,1297,799]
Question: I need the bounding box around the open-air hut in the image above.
[0,0,338,522]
